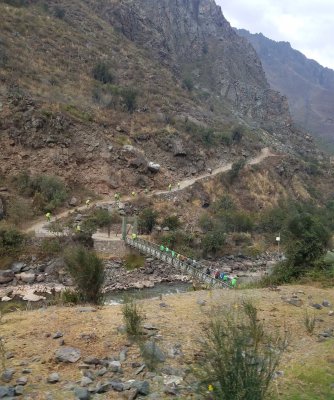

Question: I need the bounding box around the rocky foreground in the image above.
[0,285,333,399]
[0,253,277,302]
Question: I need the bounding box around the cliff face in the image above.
[91,0,292,130]
[237,29,334,149]
[0,0,320,199]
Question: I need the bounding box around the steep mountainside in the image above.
[237,29,334,150]
[0,0,328,211]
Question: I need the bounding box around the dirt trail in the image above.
[26,147,274,236]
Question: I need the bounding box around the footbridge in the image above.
[125,236,230,289]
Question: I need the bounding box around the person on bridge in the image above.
[171,250,175,257]
[85,199,91,207]
[45,212,51,222]
[206,267,211,276]
[220,271,225,280]
[168,184,172,191]
[165,247,169,253]
[231,276,238,288]
[214,270,220,279]
[160,245,165,252]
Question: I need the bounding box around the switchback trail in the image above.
[26,147,275,236]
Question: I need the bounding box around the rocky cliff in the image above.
[237,29,334,150]
[0,0,323,202]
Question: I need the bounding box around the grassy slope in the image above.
[1,284,333,399]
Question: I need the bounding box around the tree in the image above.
[285,213,330,276]
[138,208,158,234]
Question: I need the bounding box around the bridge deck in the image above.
[125,237,230,289]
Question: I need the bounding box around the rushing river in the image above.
[104,281,192,305]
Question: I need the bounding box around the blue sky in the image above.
[216,0,334,69]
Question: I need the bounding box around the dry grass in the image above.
[1,285,333,398]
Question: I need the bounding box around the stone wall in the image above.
[93,239,128,257]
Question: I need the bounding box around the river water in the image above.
[104,281,192,305]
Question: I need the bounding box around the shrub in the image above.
[122,298,144,337]
[304,309,316,334]
[61,289,80,305]
[0,226,25,257]
[194,301,286,399]
[138,208,158,234]
[14,172,68,212]
[231,126,244,143]
[54,6,65,19]
[202,229,225,256]
[182,77,194,91]
[198,214,214,233]
[162,215,180,231]
[228,158,246,183]
[121,87,138,113]
[64,246,105,304]
[92,62,114,84]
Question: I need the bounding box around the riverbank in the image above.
[0,252,277,303]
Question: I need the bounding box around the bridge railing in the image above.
[125,237,230,289]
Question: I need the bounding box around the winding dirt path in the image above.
[25,147,274,236]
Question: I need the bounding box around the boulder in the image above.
[11,262,25,274]
[19,272,35,284]
[22,293,46,302]
[74,387,90,400]
[0,270,14,284]
[141,341,165,363]
[55,347,81,363]
[47,373,60,384]
[147,162,160,173]
[69,197,79,207]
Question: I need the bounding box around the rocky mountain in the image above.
[0,0,329,214]
[237,29,334,151]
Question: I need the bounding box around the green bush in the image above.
[202,229,225,256]
[61,289,81,305]
[194,301,286,399]
[6,198,34,226]
[0,226,25,257]
[54,6,65,19]
[162,215,181,231]
[182,77,194,91]
[121,87,138,113]
[92,62,114,84]
[228,158,246,184]
[64,246,105,304]
[198,214,214,233]
[122,298,144,337]
[138,208,158,234]
[14,172,68,212]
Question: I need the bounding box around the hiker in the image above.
[131,191,136,198]
[208,168,212,175]
[206,267,211,276]
[171,250,175,257]
[168,183,172,191]
[114,193,119,202]
[85,199,91,207]
[131,233,137,240]
[76,225,81,232]
[223,274,229,282]
[231,276,238,288]
[176,253,180,260]
[220,271,225,280]
[165,247,169,253]
[45,212,51,222]
[144,188,149,194]
[160,244,165,252]
[214,270,220,279]
[177,182,181,189]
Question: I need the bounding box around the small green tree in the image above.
[64,246,105,304]
[228,158,246,184]
[138,208,158,234]
[202,229,225,256]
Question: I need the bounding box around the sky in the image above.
[216,0,334,70]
